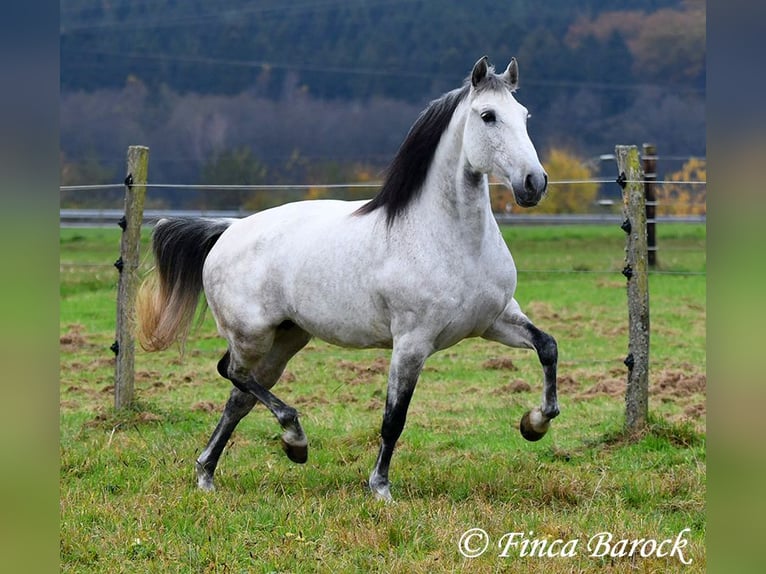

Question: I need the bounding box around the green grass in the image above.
[60,223,706,573]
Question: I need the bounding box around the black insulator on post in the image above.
[110,341,120,356]
[622,264,633,280]
[114,257,124,272]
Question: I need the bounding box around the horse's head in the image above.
[462,56,547,208]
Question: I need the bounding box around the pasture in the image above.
[60,223,706,573]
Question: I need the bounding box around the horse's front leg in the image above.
[369,342,428,502]
[483,298,559,441]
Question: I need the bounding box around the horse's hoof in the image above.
[373,487,393,503]
[369,478,393,503]
[368,470,394,502]
[281,438,308,464]
[196,461,216,491]
[519,408,550,442]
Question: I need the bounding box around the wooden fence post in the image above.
[616,145,649,434]
[113,146,149,410]
[642,143,658,267]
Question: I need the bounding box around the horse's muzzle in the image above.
[514,172,548,207]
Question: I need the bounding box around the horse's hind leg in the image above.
[482,298,559,441]
[195,323,312,491]
[196,385,257,491]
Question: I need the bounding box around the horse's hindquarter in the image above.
[204,200,395,348]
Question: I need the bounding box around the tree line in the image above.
[60,0,705,211]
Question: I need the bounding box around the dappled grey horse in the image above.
[137,56,559,501]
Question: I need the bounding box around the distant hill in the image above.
[61,0,701,100]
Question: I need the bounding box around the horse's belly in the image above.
[296,313,393,349]
[281,239,394,348]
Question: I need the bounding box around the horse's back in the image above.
[208,199,371,264]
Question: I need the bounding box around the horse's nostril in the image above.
[525,172,547,194]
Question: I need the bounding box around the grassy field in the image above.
[60,223,706,573]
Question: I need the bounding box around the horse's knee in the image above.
[535,331,557,367]
[219,351,254,395]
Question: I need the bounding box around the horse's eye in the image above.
[480,110,496,124]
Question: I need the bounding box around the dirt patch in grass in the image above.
[571,366,706,401]
[336,357,388,384]
[293,394,331,406]
[136,370,163,383]
[482,357,518,370]
[683,402,706,420]
[580,378,626,398]
[556,374,581,393]
[366,398,384,411]
[491,379,531,395]
[490,373,582,397]
[191,401,220,413]
[60,323,96,352]
[653,367,706,398]
[525,301,560,321]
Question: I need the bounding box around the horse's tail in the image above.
[137,217,234,352]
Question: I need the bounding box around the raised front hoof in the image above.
[281,438,308,464]
[519,408,551,442]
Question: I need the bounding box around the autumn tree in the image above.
[565,1,705,85]
[655,157,706,216]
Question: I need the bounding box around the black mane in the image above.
[355,83,471,225]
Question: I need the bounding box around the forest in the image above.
[60,0,705,210]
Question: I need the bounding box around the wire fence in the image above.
[60,175,706,279]
[60,176,707,221]
[60,178,706,192]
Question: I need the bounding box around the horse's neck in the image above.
[412,107,496,242]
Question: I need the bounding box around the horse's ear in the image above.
[503,58,519,91]
[471,56,489,88]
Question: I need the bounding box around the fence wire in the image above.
[60,178,706,192]
[60,175,706,276]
